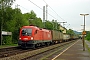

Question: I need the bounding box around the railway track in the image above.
[0,47,18,52]
[22,40,77,60]
[0,46,33,58]
[0,47,19,57]
[0,40,77,60]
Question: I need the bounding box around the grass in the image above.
[85,40,90,53]
[0,44,18,48]
[85,44,90,53]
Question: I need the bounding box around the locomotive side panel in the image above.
[43,30,52,40]
[34,30,43,41]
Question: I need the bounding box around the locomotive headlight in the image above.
[19,38,21,40]
[31,37,33,40]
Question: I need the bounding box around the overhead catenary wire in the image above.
[28,0,57,20]
[43,0,66,21]
[13,2,30,12]
[13,0,72,29]
[28,0,43,10]
[44,0,75,30]
[13,0,74,30]
[13,0,60,21]
[42,0,74,29]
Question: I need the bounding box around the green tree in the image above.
[86,31,90,41]
[12,8,29,44]
[23,10,43,28]
[45,21,53,30]
[0,0,15,6]
[0,7,29,44]
[66,29,75,35]
[23,10,37,25]
[29,10,36,19]
[51,20,60,30]
[0,0,15,45]
[34,18,43,28]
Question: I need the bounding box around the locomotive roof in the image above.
[21,26,51,32]
[21,26,39,30]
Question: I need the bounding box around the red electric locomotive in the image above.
[18,25,52,48]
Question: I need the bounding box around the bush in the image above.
[3,36,12,45]
[86,31,90,41]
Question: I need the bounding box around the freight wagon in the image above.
[63,33,70,42]
[51,30,63,43]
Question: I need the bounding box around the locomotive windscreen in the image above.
[21,28,32,36]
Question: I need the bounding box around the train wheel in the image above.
[46,42,50,46]
[32,44,36,49]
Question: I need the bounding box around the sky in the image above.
[12,0,90,32]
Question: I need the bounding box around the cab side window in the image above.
[34,30,38,34]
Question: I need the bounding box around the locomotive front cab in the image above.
[19,28,33,41]
[18,26,36,48]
